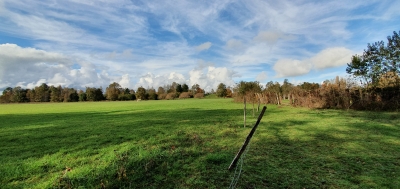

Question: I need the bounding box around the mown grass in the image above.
[0,99,399,188]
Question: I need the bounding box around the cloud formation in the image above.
[196,42,212,52]
[273,47,354,78]
[0,44,111,90]
[0,0,399,91]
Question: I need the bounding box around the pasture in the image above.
[0,99,399,188]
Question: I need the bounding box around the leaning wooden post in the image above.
[243,96,246,128]
[229,106,267,171]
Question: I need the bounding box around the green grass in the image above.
[0,99,399,188]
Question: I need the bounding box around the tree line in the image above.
[0,82,207,103]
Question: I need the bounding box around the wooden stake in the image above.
[243,97,246,128]
[229,106,267,171]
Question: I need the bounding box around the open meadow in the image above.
[0,99,399,188]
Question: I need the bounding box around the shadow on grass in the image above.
[237,110,400,189]
[1,105,399,188]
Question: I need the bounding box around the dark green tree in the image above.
[347,30,400,87]
[176,84,183,93]
[86,87,104,101]
[216,83,227,97]
[147,88,158,100]
[182,84,189,92]
[136,86,147,100]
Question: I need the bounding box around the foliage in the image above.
[176,84,183,93]
[234,81,262,103]
[85,87,104,101]
[216,83,227,98]
[179,92,192,99]
[182,84,189,92]
[106,82,122,101]
[136,87,147,100]
[165,92,176,100]
[194,93,204,98]
[157,93,167,100]
[0,100,399,188]
[147,88,158,100]
[347,30,400,87]
[157,87,165,95]
[298,82,320,91]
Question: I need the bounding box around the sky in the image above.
[0,0,399,93]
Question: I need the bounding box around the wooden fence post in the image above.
[243,97,246,128]
[229,106,267,171]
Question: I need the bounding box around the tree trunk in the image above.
[276,93,280,105]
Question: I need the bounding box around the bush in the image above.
[194,93,204,99]
[179,92,192,99]
[165,93,176,100]
[158,93,167,100]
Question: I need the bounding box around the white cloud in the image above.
[133,65,237,92]
[189,66,237,91]
[135,72,186,89]
[119,74,131,89]
[196,42,212,51]
[255,71,268,82]
[310,47,353,69]
[273,59,312,78]
[0,0,397,90]
[253,30,295,45]
[272,47,354,78]
[0,44,111,90]
[226,39,243,50]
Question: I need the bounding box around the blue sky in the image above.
[0,0,399,92]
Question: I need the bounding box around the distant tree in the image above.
[346,30,400,87]
[50,85,62,102]
[182,84,189,92]
[106,82,122,101]
[226,88,233,98]
[216,83,227,97]
[265,81,281,94]
[11,86,27,103]
[147,88,158,100]
[78,90,87,101]
[281,79,293,99]
[167,82,177,93]
[62,88,79,102]
[86,87,104,101]
[157,86,165,95]
[70,90,79,102]
[176,84,183,93]
[26,89,35,102]
[35,83,50,102]
[191,84,200,95]
[236,81,262,122]
[210,89,215,94]
[1,87,13,103]
[298,82,320,91]
[124,88,130,95]
[136,86,147,100]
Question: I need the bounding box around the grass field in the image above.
[0,99,399,188]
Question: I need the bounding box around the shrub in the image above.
[165,93,176,100]
[194,93,204,99]
[158,93,167,100]
[179,92,192,99]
